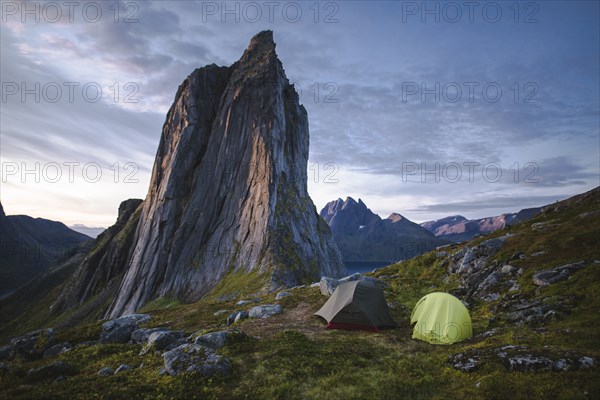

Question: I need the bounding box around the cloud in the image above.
[1,1,598,226]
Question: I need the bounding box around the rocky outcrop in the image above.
[320,197,449,263]
[99,314,151,344]
[162,344,231,377]
[108,31,344,317]
[249,304,282,319]
[450,346,596,373]
[532,261,586,286]
[2,328,56,360]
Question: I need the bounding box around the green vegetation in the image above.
[1,189,599,399]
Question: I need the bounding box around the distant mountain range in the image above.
[420,207,542,242]
[0,202,91,296]
[319,197,450,264]
[69,224,106,239]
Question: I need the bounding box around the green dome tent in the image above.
[410,292,472,344]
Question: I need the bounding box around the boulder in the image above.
[100,314,151,344]
[115,364,132,374]
[449,352,481,372]
[0,346,11,361]
[147,331,185,350]
[506,355,553,372]
[578,356,595,369]
[130,327,168,344]
[553,359,574,372]
[533,261,586,286]
[500,265,516,274]
[98,367,114,376]
[27,361,76,382]
[227,311,249,325]
[249,304,282,319]
[10,328,55,360]
[43,342,72,358]
[194,330,239,349]
[275,291,290,300]
[162,344,231,377]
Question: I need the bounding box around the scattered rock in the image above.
[578,356,595,369]
[481,235,512,252]
[531,251,546,257]
[100,314,151,344]
[452,346,595,374]
[194,330,242,349]
[9,328,55,360]
[216,293,238,302]
[509,282,521,292]
[501,265,516,274]
[478,328,498,338]
[531,221,560,232]
[482,292,500,302]
[142,330,185,353]
[213,310,229,316]
[227,311,249,325]
[162,344,231,377]
[43,342,72,358]
[28,361,76,382]
[436,251,447,258]
[98,367,114,376]
[0,346,11,361]
[449,352,481,372]
[506,355,553,372]
[507,301,554,324]
[235,300,252,306]
[533,261,586,286]
[290,284,306,290]
[275,291,290,300]
[131,328,169,344]
[115,364,132,374]
[477,272,501,295]
[249,304,282,319]
[553,359,574,372]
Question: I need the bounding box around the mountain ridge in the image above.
[421,207,542,242]
[0,202,91,295]
[320,197,450,263]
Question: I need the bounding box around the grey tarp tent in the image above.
[314,280,395,331]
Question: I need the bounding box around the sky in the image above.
[1,0,599,227]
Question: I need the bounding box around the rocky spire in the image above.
[108,31,345,317]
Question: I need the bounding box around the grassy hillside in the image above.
[1,188,598,399]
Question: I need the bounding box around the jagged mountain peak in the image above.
[97,31,345,317]
[319,197,449,262]
[386,213,406,223]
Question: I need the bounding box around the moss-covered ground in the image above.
[1,189,599,399]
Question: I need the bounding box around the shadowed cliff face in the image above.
[108,31,344,317]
